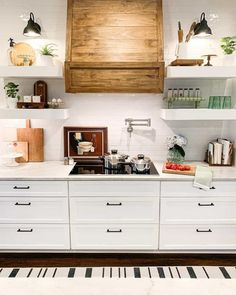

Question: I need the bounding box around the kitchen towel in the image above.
[193,165,213,191]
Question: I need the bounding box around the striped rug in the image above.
[0,266,235,279]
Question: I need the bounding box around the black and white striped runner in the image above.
[0,266,236,279]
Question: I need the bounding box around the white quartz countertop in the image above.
[0,161,236,181]
[0,278,236,295]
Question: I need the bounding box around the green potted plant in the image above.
[221,36,236,65]
[4,82,20,109]
[39,43,58,66]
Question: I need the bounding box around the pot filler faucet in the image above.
[125,118,151,136]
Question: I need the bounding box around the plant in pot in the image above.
[4,82,20,109]
[39,43,57,66]
[220,36,236,65]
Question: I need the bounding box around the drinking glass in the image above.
[208,96,214,109]
[223,96,231,109]
[212,96,221,109]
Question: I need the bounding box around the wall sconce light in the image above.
[194,12,212,37]
[23,12,41,37]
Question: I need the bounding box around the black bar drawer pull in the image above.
[107,229,122,233]
[210,187,216,190]
[15,202,31,206]
[196,229,212,233]
[13,186,30,190]
[17,229,33,233]
[106,202,122,206]
[198,203,214,207]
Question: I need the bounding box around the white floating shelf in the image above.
[166,66,236,79]
[0,108,70,120]
[0,65,63,78]
[160,109,236,121]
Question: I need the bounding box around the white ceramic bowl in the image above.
[79,141,93,152]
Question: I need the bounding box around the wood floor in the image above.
[0,253,236,267]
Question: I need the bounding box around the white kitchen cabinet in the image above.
[0,224,70,250]
[161,197,236,224]
[69,181,160,197]
[71,224,158,250]
[0,181,68,197]
[161,181,236,197]
[0,180,70,251]
[160,180,236,251]
[0,198,68,223]
[69,180,160,250]
[70,197,159,224]
[160,224,236,250]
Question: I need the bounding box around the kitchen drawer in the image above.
[161,197,236,224]
[0,198,69,223]
[69,181,160,197]
[71,224,158,250]
[0,181,68,197]
[70,197,159,224]
[161,181,236,198]
[0,224,70,250]
[160,225,236,250]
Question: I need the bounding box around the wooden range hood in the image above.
[65,0,164,93]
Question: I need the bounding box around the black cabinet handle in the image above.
[198,203,214,207]
[15,202,31,206]
[196,229,212,233]
[210,187,216,190]
[106,202,122,206]
[13,186,30,190]
[17,229,33,233]
[107,229,122,233]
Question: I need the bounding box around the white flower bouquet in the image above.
[166,135,187,162]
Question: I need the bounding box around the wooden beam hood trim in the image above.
[65,0,164,93]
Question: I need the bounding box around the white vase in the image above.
[39,55,54,66]
[7,97,18,109]
[222,54,236,66]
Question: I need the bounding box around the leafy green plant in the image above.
[221,36,236,55]
[4,82,19,98]
[40,43,58,56]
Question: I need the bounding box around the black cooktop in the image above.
[69,160,159,175]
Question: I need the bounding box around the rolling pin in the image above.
[185,22,197,42]
[178,21,184,43]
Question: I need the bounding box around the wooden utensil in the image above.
[17,120,44,162]
[185,22,197,42]
[10,42,36,66]
[162,163,196,176]
[178,21,184,43]
[12,141,29,163]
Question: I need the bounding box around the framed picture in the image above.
[64,127,108,159]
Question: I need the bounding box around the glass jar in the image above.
[167,148,184,164]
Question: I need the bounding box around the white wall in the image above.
[0,0,235,161]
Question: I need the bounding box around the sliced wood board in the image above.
[162,162,196,176]
[10,42,36,66]
[170,59,204,66]
[17,120,44,162]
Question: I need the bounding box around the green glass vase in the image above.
[167,148,184,163]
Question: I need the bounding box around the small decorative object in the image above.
[32,95,41,103]
[202,54,217,66]
[39,43,57,66]
[23,12,41,37]
[166,135,187,163]
[34,80,47,107]
[208,96,231,109]
[221,36,236,65]
[4,82,20,109]
[194,12,212,37]
[48,98,64,108]
[23,96,32,103]
[64,127,108,159]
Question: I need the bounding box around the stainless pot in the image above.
[131,154,151,172]
[103,149,129,169]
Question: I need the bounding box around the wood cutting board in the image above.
[17,120,44,162]
[12,141,29,163]
[10,42,36,66]
[162,163,196,176]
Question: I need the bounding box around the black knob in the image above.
[137,154,144,160]
[111,149,118,154]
